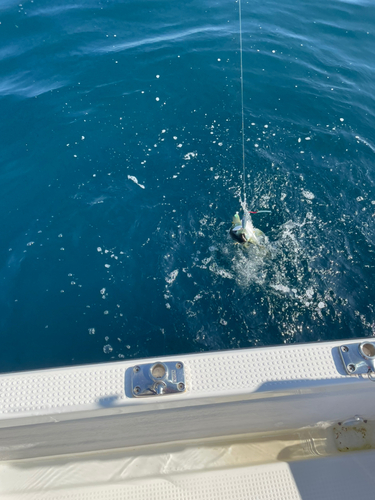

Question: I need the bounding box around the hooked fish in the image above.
[229,211,266,245]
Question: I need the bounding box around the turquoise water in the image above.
[1,0,375,372]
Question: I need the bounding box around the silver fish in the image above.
[230,211,265,245]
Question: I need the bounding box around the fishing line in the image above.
[229,1,271,245]
[238,0,247,207]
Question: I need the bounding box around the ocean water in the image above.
[1,0,375,373]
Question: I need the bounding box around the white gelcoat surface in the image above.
[0,339,355,419]
[1,339,375,498]
[1,447,375,499]
[1,339,375,461]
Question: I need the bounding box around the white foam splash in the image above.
[355,135,375,153]
[184,152,197,160]
[306,288,314,298]
[271,283,291,294]
[166,269,179,284]
[301,190,315,200]
[128,175,145,189]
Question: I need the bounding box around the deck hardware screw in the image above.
[177,383,185,391]
[134,386,141,394]
[347,364,356,373]
[341,346,349,353]
[134,366,140,373]
[176,363,182,369]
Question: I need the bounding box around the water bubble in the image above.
[103,344,113,354]
[306,288,314,298]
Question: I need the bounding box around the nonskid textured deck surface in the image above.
[1,449,375,500]
[0,340,348,417]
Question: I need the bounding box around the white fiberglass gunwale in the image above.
[0,338,359,422]
[0,337,374,460]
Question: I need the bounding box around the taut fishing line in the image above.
[238,0,247,208]
[229,0,270,245]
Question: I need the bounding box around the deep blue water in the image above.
[1,0,375,373]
